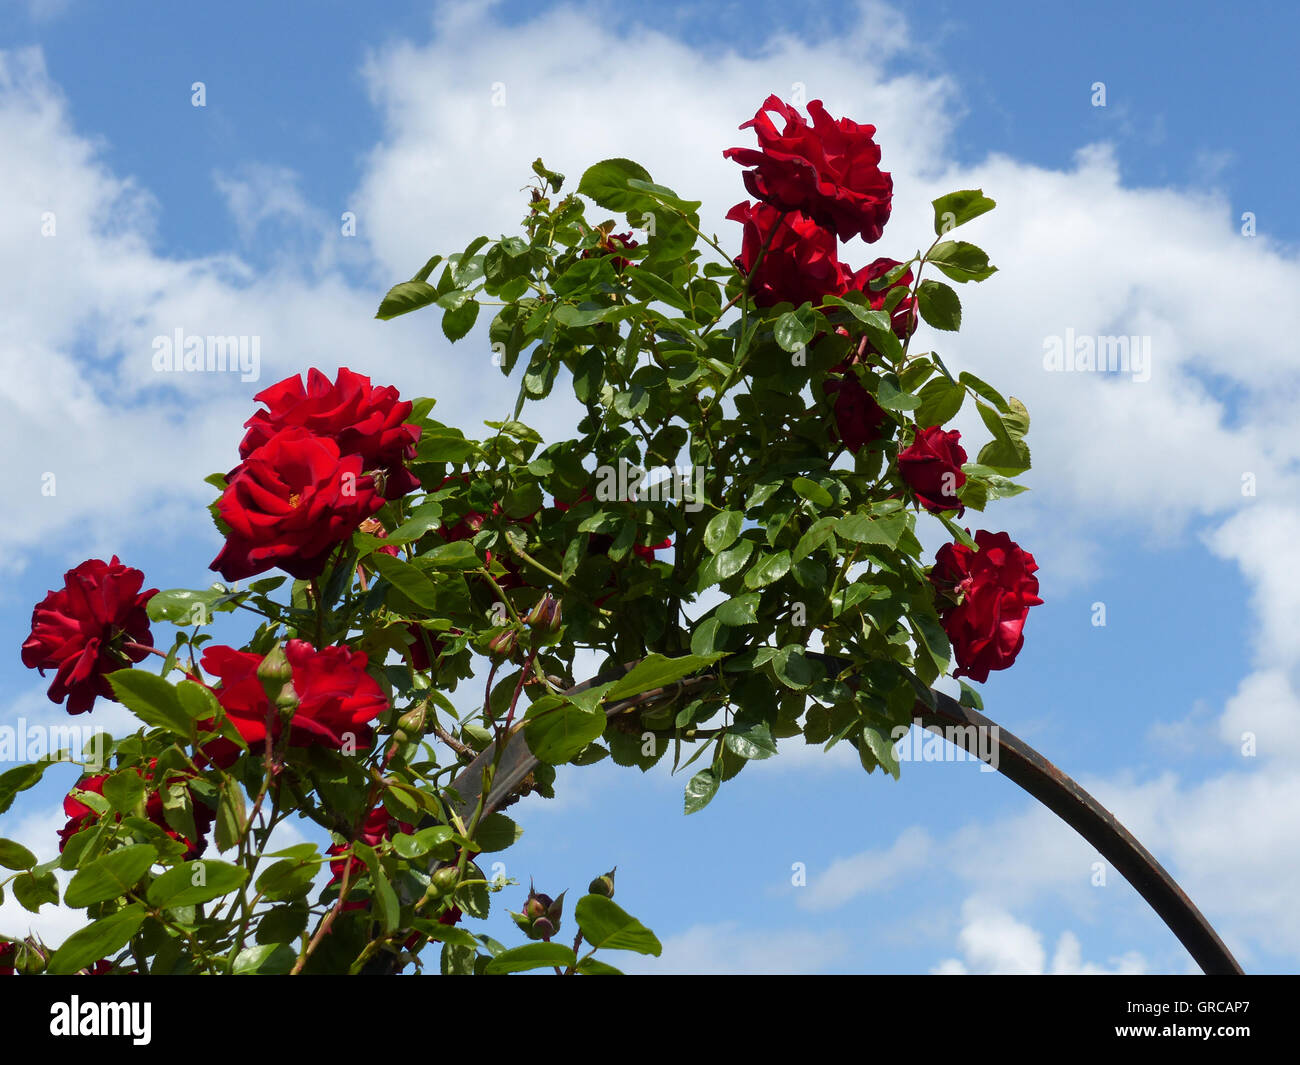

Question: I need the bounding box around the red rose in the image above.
[58,763,213,859]
[211,427,384,582]
[898,427,967,512]
[930,530,1043,683]
[200,639,388,757]
[822,372,889,454]
[403,623,450,671]
[582,229,639,270]
[327,805,412,904]
[240,368,421,499]
[21,557,157,715]
[724,95,893,244]
[0,941,16,975]
[845,257,917,342]
[726,200,849,309]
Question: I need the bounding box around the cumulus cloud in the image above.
[932,899,1147,974]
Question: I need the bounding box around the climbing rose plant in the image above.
[2,93,1037,975]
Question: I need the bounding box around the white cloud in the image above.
[622,919,850,975]
[932,899,1147,974]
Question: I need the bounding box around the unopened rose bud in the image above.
[393,702,428,743]
[487,629,518,658]
[587,868,616,898]
[523,893,551,921]
[423,865,460,904]
[257,644,298,713]
[524,593,562,631]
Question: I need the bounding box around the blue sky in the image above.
[2,0,1298,974]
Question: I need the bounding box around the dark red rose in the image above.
[930,530,1043,683]
[899,427,967,512]
[582,229,639,270]
[724,95,893,244]
[240,368,421,499]
[845,257,917,341]
[58,763,213,859]
[327,805,414,907]
[403,623,450,671]
[822,372,889,454]
[21,557,157,716]
[211,427,384,582]
[0,941,16,975]
[199,639,389,759]
[726,200,849,309]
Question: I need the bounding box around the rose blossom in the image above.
[21,557,157,715]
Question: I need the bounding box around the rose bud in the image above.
[587,868,616,898]
[530,916,556,941]
[393,702,428,743]
[423,864,461,904]
[487,629,518,659]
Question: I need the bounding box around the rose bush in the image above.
[2,94,1038,976]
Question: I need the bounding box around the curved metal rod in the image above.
[397,662,1242,975]
[915,687,1241,975]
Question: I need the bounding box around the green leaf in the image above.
[916,279,961,331]
[915,377,965,428]
[0,761,52,816]
[101,771,146,813]
[442,298,481,342]
[107,671,193,737]
[792,477,833,507]
[932,189,996,235]
[874,375,921,411]
[574,956,624,975]
[0,838,36,870]
[367,553,441,610]
[47,904,147,975]
[715,593,761,627]
[354,842,400,933]
[573,894,662,955]
[146,587,222,626]
[773,305,816,352]
[703,510,743,554]
[472,812,523,853]
[65,845,158,908]
[862,723,901,780]
[484,942,578,974]
[958,371,1009,412]
[772,646,815,690]
[13,869,58,912]
[928,240,997,283]
[684,769,719,814]
[524,699,607,764]
[836,512,906,548]
[376,280,440,321]
[744,550,791,589]
[605,654,719,700]
[146,860,247,908]
[232,943,297,975]
[577,157,654,212]
[725,721,777,760]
